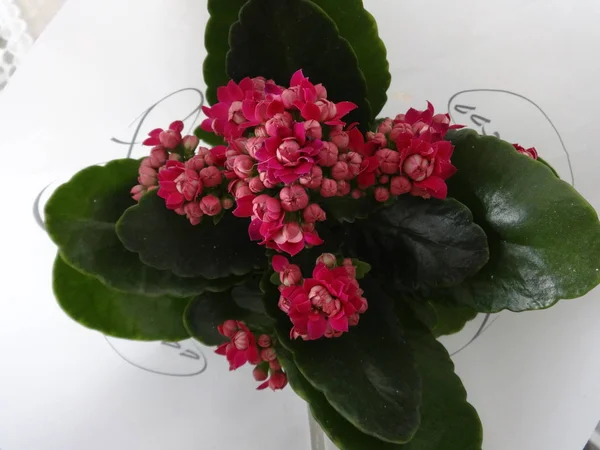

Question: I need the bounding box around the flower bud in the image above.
[320,178,338,197]
[351,189,362,199]
[200,195,222,216]
[377,118,393,134]
[218,320,238,338]
[184,201,204,225]
[149,147,168,168]
[330,129,349,150]
[253,366,268,382]
[159,129,182,149]
[232,330,250,351]
[299,165,323,190]
[260,347,278,362]
[269,359,282,371]
[403,154,432,181]
[182,135,200,152]
[331,161,349,181]
[337,180,351,196]
[280,185,309,212]
[268,371,288,390]
[316,253,337,268]
[233,155,255,179]
[200,166,223,187]
[304,119,322,140]
[390,176,411,195]
[185,155,205,171]
[375,186,390,203]
[375,148,400,174]
[317,142,338,167]
[248,177,265,193]
[221,197,234,210]
[258,335,272,348]
[130,185,146,201]
[280,264,302,286]
[379,175,389,184]
[303,204,326,223]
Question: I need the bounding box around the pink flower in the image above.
[339,151,362,179]
[320,178,337,197]
[200,166,223,188]
[331,161,349,180]
[245,137,265,159]
[329,127,349,150]
[215,321,260,370]
[157,160,186,210]
[281,263,303,286]
[374,186,390,203]
[317,142,338,167]
[143,120,184,147]
[390,176,412,195]
[253,194,283,222]
[233,155,255,179]
[299,165,323,190]
[403,153,433,182]
[302,203,326,223]
[175,169,202,201]
[183,201,204,225]
[513,143,539,159]
[272,222,305,256]
[367,132,387,148]
[265,112,293,137]
[280,185,309,212]
[304,120,322,140]
[248,177,265,193]
[185,154,205,171]
[200,195,222,216]
[389,122,414,144]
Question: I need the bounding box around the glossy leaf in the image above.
[44,159,222,297]
[263,277,421,444]
[194,125,225,147]
[320,195,380,224]
[351,195,489,292]
[53,256,190,341]
[310,0,390,118]
[116,191,266,279]
[227,0,372,129]
[203,0,248,105]
[184,289,273,346]
[443,129,600,312]
[430,302,478,338]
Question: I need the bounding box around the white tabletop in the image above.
[1,0,600,449]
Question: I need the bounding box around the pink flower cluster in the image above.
[274,254,368,341]
[513,143,539,160]
[215,320,287,391]
[359,103,461,200]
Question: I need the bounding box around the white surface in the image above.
[1,0,600,449]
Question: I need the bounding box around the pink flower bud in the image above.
[342,258,357,278]
[280,264,302,286]
[379,175,389,184]
[234,182,253,200]
[317,142,339,167]
[303,204,326,223]
[316,253,337,268]
[279,222,304,244]
[304,119,323,140]
[374,186,390,203]
[268,371,288,390]
[138,163,157,187]
[377,118,393,134]
[342,152,363,178]
[254,125,268,137]
[302,222,315,232]
[253,366,268,382]
[315,99,337,121]
[337,180,351,196]
[332,161,349,181]
[230,138,247,154]
[265,112,293,137]
[131,185,146,201]
[159,129,182,149]
[233,155,255,179]
[200,194,222,216]
[182,135,200,152]
[232,330,250,350]
[299,165,323,190]
[348,313,360,327]
[403,154,433,181]
[368,132,388,148]
[281,87,299,109]
[197,146,210,157]
[258,171,277,189]
[253,194,283,222]
[149,147,168,168]
[351,189,362,199]
[175,169,202,201]
[245,137,265,158]
[269,359,282,371]
[278,294,291,314]
[218,320,238,338]
[258,335,272,348]
[185,155,205,171]
[390,176,412,195]
[248,177,265,193]
[168,153,181,161]
[390,123,413,142]
[315,83,327,100]
[200,166,223,187]
[375,148,400,174]
[260,347,278,362]
[184,201,204,225]
[280,185,309,212]
[276,139,301,165]
[513,143,538,159]
[320,178,338,197]
[329,129,349,150]
[412,121,430,135]
[221,197,234,210]
[228,101,246,125]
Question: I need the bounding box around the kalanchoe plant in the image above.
[44,0,600,448]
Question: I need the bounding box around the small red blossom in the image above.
[513,143,539,159]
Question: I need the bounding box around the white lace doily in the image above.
[0,0,33,92]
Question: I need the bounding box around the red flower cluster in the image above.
[513,143,538,160]
[360,103,461,200]
[273,254,368,341]
[215,320,287,391]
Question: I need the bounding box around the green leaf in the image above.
[194,125,225,147]
[277,301,483,450]
[537,156,560,178]
[352,259,371,279]
[227,0,372,130]
[203,0,248,105]
[53,256,190,341]
[44,159,223,297]
[320,195,380,224]
[184,289,273,346]
[310,0,390,118]
[443,129,600,312]
[116,190,266,279]
[231,278,267,314]
[429,302,478,338]
[264,277,421,444]
[351,195,489,292]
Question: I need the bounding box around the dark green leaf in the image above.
[53,256,190,341]
[352,259,371,279]
[537,156,560,178]
[184,290,273,345]
[264,277,421,444]
[203,0,248,105]
[310,0,390,118]
[116,190,266,279]
[429,302,477,338]
[194,125,225,147]
[231,277,267,314]
[351,195,489,292]
[227,0,372,130]
[320,195,380,224]
[443,129,600,312]
[44,159,224,297]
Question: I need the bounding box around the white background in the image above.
[1,0,600,449]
